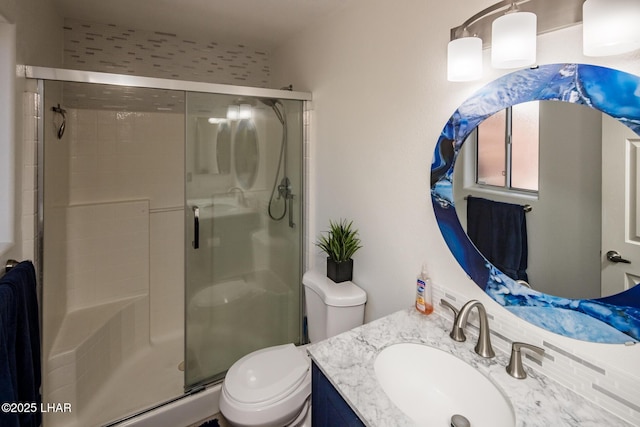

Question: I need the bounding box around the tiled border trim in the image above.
[433,283,640,425]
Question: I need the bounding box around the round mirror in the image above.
[431,64,640,344]
[216,122,231,174]
[194,118,231,175]
[234,119,259,189]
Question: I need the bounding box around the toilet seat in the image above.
[220,344,311,427]
[224,343,309,405]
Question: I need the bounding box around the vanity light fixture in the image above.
[491,4,537,69]
[226,104,239,120]
[226,103,253,120]
[583,0,640,57]
[239,103,252,120]
[447,0,542,82]
[447,0,640,82]
[447,30,483,82]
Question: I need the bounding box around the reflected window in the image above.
[475,101,539,192]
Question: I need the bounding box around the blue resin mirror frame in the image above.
[431,63,640,344]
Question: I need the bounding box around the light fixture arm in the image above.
[451,0,530,40]
[450,0,582,44]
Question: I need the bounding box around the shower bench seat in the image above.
[45,295,149,427]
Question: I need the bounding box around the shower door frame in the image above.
[27,66,311,102]
[30,65,312,424]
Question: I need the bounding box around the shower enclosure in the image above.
[33,68,309,427]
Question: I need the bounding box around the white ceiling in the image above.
[54,0,353,51]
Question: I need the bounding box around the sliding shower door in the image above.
[40,80,187,427]
[184,92,304,389]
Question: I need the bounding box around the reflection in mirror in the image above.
[472,101,539,191]
[453,101,620,301]
[216,122,231,174]
[194,118,231,175]
[234,119,259,189]
[432,64,640,343]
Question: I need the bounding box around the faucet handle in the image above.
[506,342,545,379]
[439,299,465,342]
[440,299,459,317]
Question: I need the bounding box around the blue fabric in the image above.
[466,196,529,282]
[0,261,41,427]
[0,285,18,427]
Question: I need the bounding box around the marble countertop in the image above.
[307,308,632,427]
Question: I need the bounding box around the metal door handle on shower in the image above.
[288,194,294,228]
[192,206,200,249]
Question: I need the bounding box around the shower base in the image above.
[44,296,184,427]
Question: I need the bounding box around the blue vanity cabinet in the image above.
[311,361,365,427]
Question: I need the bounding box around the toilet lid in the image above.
[224,343,309,405]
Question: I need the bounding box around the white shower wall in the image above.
[67,109,183,209]
[64,200,150,310]
[62,107,184,332]
[42,104,186,427]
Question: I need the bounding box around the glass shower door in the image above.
[184,92,304,389]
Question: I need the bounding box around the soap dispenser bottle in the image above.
[415,264,433,315]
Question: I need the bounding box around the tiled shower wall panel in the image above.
[66,200,149,310]
[67,109,183,209]
[63,19,271,87]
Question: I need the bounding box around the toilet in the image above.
[219,269,367,427]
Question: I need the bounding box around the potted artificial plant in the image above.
[315,219,362,283]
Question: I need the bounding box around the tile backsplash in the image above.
[434,283,640,425]
[63,19,271,87]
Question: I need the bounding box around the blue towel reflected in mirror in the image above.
[466,196,529,283]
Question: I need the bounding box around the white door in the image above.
[601,114,640,296]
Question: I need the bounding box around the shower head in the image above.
[258,98,280,107]
[258,85,292,108]
[52,104,67,139]
[260,98,286,126]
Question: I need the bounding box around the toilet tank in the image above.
[302,270,367,342]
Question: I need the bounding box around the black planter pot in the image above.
[326,258,353,283]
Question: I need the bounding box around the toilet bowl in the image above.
[219,270,367,427]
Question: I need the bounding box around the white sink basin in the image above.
[374,343,514,427]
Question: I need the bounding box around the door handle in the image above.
[192,206,200,249]
[606,250,631,264]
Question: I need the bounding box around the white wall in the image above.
[272,0,475,323]
[0,0,63,67]
[0,19,15,258]
[0,0,63,263]
[270,0,640,414]
[271,0,498,327]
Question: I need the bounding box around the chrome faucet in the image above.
[451,300,495,358]
[227,186,246,206]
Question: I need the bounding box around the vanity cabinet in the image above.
[311,362,365,427]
